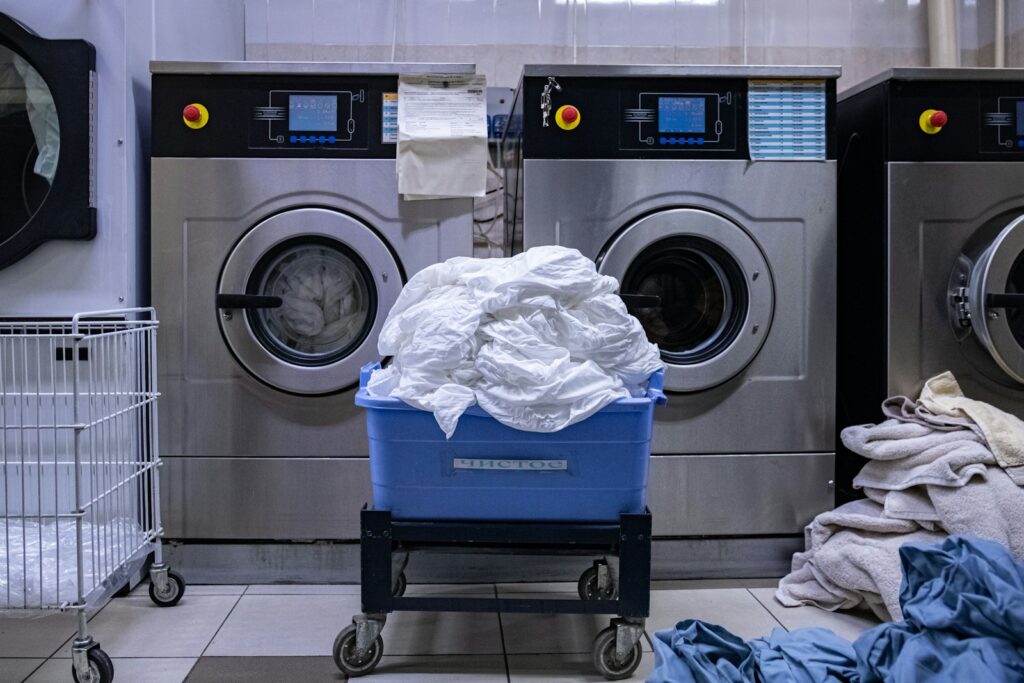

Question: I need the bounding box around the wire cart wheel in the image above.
[592,625,643,681]
[149,568,187,607]
[71,646,114,683]
[334,624,384,677]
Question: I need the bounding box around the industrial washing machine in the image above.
[837,68,1024,499]
[150,62,475,552]
[503,65,839,572]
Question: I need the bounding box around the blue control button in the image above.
[1018,139,1024,148]
[668,137,677,144]
[299,136,307,143]
[687,137,695,144]
[289,135,297,143]
[318,136,326,143]
[697,137,705,145]
[328,136,336,143]
[659,137,667,144]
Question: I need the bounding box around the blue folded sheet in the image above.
[648,537,1024,683]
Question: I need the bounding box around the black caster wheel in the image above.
[592,626,642,681]
[333,624,384,677]
[392,572,407,597]
[149,570,186,607]
[578,565,616,601]
[72,647,114,683]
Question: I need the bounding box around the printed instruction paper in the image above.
[397,73,487,200]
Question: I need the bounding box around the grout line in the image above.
[18,659,46,683]
[746,588,788,632]
[198,593,245,657]
[493,584,512,683]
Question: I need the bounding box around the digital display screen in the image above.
[658,97,706,134]
[289,95,338,132]
[1017,101,1024,137]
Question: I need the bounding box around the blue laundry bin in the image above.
[356,363,667,522]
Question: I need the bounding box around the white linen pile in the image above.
[367,246,664,437]
[777,372,1024,621]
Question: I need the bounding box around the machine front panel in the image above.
[153,74,401,158]
[887,80,1024,160]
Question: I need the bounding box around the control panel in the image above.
[516,75,835,160]
[152,74,403,158]
[879,80,1024,161]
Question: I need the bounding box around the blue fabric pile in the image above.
[648,537,1024,683]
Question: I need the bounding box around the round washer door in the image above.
[218,208,403,395]
[599,208,774,392]
[966,214,1024,384]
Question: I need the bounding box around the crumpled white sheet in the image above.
[367,246,664,437]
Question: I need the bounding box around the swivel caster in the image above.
[579,560,616,601]
[334,617,385,677]
[592,622,644,681]
[72,641,114,683]
[149,564,186,607]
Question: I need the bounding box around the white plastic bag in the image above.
[369,246,663,437]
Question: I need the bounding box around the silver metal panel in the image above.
[152,157,473,461]
[521,64,840,80]
[160,457,372,540]
[522,159,837,454]
[887,162,1024,414]
[840,67,1024,101]
[150,61,475,75]
[648,453,834,536]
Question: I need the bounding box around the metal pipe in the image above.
[995,0,1006,68]
[927,0,960,67]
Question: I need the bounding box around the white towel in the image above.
[919,371,1024,471]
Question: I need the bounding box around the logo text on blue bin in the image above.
[454,458,567,471]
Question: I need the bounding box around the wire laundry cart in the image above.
[335,363,665,680]
[0,309,185,683]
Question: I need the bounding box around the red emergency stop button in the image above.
[555,104,581,130]
[919,108,947,135]
[182,103,209,129]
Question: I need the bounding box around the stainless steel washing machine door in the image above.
[217,207,403,395]
[955,214,1024,384]
[599,208,774,392]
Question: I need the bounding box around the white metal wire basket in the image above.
[0,308,184,682]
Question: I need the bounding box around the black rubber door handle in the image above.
[216,294,283,309]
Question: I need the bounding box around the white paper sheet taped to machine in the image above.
[397,73,488,200]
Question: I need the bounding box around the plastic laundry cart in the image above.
[334,363,666,680]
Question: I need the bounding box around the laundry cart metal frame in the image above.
[336,506,652,680]
[0,308,185,683]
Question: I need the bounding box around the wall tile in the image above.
[851,0,896,51]
[267,0,315,49]
[311,0,363,46]
[630,0,676,48]
[807,0,851,48]
[676,0,724,50]
[357,0,398,46]
[399,0,449,45]
[763,0,809,48]
[892,0,928,48]
[449,0,495,46]
[578,0,631,47]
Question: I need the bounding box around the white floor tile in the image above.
[244,584,361,595]
[205,594,355,657]
[648,588,782,643]
[27,657,196,683]
[742,578,785,589]
[652,579,750,591]
[129,582,246,597]
[369,655,507,681]
[508,652,655,682]
[498,594,608,655]
[0,612,78,658]
[748,587,881,641]
[205,593,504,657]
[0,658,44,683]
[53,596,239,658]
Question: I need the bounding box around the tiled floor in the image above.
[0,580,879,682]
